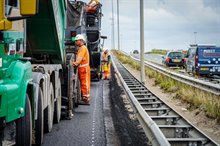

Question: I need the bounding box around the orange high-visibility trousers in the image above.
[103,63,111,79]
[78,66,91,98]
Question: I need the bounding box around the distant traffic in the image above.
[132,44,220,77]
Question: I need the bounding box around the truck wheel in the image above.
[54,78,61,123]
[16,95,32,146]
[44,83,54,133]
[35,88,44,145]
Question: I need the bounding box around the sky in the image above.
[85,0,220,53]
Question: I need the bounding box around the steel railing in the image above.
[112,55,219,146]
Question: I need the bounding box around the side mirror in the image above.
[20,0,38,16]
[101,36,107,39]
[162,56,165,59]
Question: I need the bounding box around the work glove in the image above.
[69,60,78,67]
[73,62,78,67]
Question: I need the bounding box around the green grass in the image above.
[145,49,168,55]
[113,50,220,123]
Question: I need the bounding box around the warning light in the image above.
[71,31,76,37]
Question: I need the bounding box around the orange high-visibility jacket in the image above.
[102,53,111,79]
[74,45,90,98]
[102,53,109,62]
[74,45,89,67]
[86,0,100,13]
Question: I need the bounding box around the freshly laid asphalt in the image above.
[42,70,148,146]
[42,80,107,146]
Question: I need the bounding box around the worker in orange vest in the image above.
[85,0,100,13]
[101,49,111,80]
[72,34,91,104]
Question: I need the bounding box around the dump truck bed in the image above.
[25,0,66,64]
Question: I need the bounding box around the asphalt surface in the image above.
[42,80,106,146]
[132,53,163,64]
[145,54,163,64]
[41,68,148,146]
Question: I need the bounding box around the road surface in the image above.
[42,81,106,146]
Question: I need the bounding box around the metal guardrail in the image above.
[112,56,170,146]
[112,55,219,146]
[123,52,220,95]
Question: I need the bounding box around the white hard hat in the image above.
[74,34,85,42]
[104,49,108,54]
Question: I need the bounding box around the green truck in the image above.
[0,0,104,145]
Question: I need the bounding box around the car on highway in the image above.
[162,51,185,67]
[133,50,139,54]
[185,44,220,76]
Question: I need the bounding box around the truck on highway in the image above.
[0,0,104,145]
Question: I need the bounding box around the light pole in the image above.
[117,0,120,51]
[140,0,145,84]
[120,34,122,51]
[111,0,115,50]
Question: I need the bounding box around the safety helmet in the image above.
[74,34,85,42]
[104,49,108,54]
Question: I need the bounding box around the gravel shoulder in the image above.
[123,64,220,145]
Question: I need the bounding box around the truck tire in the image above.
[35,88,44,145]
[16,95,32,146]
[44,83,54,133]
[54,78,61,123]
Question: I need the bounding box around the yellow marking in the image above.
[200,68,209,71]
[173,59,181,63]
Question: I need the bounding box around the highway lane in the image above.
[132,53,163,65]
[42,80,106,146]
[145,54,163,65]
[41,70,148,146]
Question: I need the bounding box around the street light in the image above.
[120,34,123,51]
[111,0,115,50]
[140,0,145,84]
[117,0,120,51]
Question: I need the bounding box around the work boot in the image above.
[82,96,90,104]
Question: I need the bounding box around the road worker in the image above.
[101,49,111,80]
[72,34,91,104]
[85,0,100,14]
